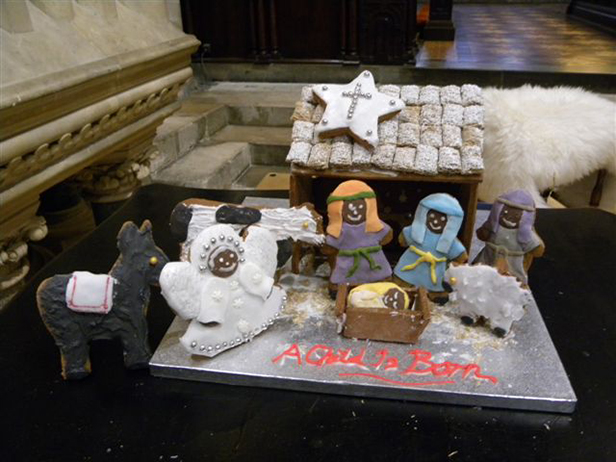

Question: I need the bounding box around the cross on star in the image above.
[341,82,371,120]
[312,71,405,148]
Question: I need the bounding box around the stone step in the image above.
[191,82,299,127]
[191,82,303,108]
[151,141,251,189]
[227,105,293,127]
[212,124,291,146]
[211,125,290,167]
[150,100,228,172]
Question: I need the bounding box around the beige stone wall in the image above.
[1,0,184,86]
[0,0,197,298]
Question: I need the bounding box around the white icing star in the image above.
[312,71,404,148]
[233,297,244,308]
[211,290,223,302]
[230,280,240,290]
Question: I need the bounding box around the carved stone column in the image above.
[0,195,48,297]
[75,144,158,203]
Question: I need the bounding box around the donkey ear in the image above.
[117,221,139,253]
[140,219,153,235]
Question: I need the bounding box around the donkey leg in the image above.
[59,341,92,380]
[120,330,152,370]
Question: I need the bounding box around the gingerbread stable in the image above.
[287,82,485,265]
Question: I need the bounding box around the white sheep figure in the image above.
[445,264,532,337]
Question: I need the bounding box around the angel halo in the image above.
[159,223,286,357]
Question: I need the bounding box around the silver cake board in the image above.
[150,209,576,413]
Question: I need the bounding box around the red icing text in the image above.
[272,344,498,388]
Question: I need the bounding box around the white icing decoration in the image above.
[460,145,484,174]
[443,124,462,148]
[183,205,324,259]
[438,147,462,174]
[392,146,416,172]
[306,142,331,170]
[237,319,251,334]
[211,290,224,302]
[239,262,274,300]
[243,226,278,278]
[286,141,312,166]
[445,265,530,335]
[464,105,484,126]
[198,278,228,324]
[312,71,404,148]
[65,271,116,314]
[159,223,286,358]
[440,85,462,105]
[413,145,439,175]
[461,84,483,106]
[251,272,263,284]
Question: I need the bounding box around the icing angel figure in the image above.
[347,282,410,310]
[472,190,545,286]
[394,193,468,300]
[325,180,393,287]
[159,224,286,357]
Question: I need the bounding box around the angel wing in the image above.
[239,262,274,300]
[242,226,278,277]
[159,262,202,320]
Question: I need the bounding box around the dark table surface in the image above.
[2,184,615,462]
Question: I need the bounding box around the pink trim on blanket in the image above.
[68,274,111,313]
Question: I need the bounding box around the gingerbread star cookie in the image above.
[312,71,405,148]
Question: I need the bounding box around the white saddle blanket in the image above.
[66,271,116,314]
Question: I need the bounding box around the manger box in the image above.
[335,284,431,344]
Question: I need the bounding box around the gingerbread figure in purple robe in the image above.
[472,190,545,286]
[325,180,393,287]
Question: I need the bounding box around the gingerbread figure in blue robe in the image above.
[394,193,468,298]
[472,189,544,286]
[325,180,393,287]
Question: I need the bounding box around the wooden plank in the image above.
[291,165,482,185]
[460,182,478,252]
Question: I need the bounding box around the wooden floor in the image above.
[416,4,616,74]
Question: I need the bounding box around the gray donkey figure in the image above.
[37,220,169,380]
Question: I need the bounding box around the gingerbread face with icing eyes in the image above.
[342,199,367,225]
[499,204,523,229]
[383,288,406,310]
[207,247,239,278]
[426,209,448,234]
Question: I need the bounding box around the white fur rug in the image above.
[480,86,616,206]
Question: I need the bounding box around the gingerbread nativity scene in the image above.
[36,72,576,413]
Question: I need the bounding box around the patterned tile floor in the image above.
[416,4,616,74]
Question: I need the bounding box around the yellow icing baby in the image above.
[347,282,410,310]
